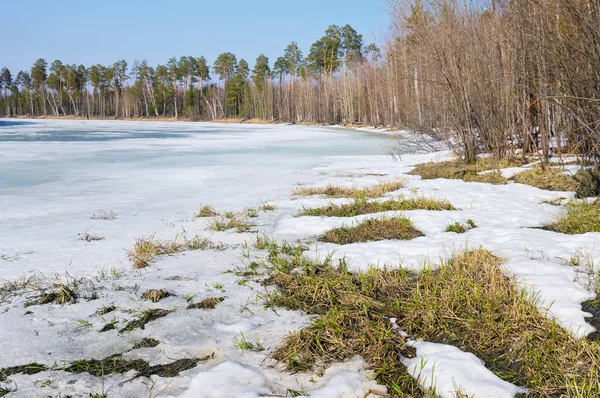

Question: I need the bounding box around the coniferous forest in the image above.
[1,0,599,162]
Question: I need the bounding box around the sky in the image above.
[2,0,389,74]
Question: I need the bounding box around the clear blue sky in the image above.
[3,0,389,74]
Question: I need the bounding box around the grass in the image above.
[445,219,477,234]
[195,205,218,218]
[544,200,600,234]
[187,296,225,309]
[129,234,225,268]
[410,157,524,185]
[132,338,160,349]
[25,283,77,307]
[259,202,277,212]
[141,289,169,302]
[235,332,264,351]
[299,196,454,217]
[293,179,405,198]
[263,246,600,397]
[119,309,172,333]
[512,166,579,191]
[319,217,423,245]
[64,354,201,379]
[208,213,253,233]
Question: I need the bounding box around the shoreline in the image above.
[2,114,391,131]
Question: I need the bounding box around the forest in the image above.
[1,0,599,163]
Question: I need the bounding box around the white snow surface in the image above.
[402,340,527,398]
[0,119,597,397]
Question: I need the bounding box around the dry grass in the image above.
[410,157,523,184]
[299,196,454,217]
[195,205,218,218]
[293,179,405,199]
[512,166,579,191]
[141,289,169,303]
[128,235,225,268]
[187,297,225,309]
[25,283,77,306]
[264,247,600,397]
[319,217,423,245]
[90,210,118,220]
[208,213,253,233]
[544,200,600,234]
[119,309,172,333]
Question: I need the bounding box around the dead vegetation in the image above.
[25,283,77,306]
[320,217,423,245]
[187,297,225,310]
[512,166,579,192]
[299,196,454,217]
[262,246,600,397]
[128,234,226,268]
[208,213,253,232]
[79,233,105,242]
[409,158,523,184]
[293,180,405,199]
[195,205,218,218]
[119,309,172,333]
[141,289,170,302]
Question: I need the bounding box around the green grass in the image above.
[512,166,579,191]
[299,196,454,217]
[263,246,600,397]
[410,157,524,185]
[235,332,264,351]
[446,219,477,234]
[293,180,405,198]
[544,200,600,234]
[319,217,423,245]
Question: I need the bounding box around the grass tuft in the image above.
[26,283,77,307]
[129,234,225,268]
[544,200,600,234]
[235,332,264,351]
[445,219,477,234]
[119,309,172,333]
[209,213,253,233]
[132,337,160,349]
[410,157,522,184]
[512,166,578,191]
[320,217,423,245]
[299,196,454,217]
[195,205,218,218]
[293,179,405,199]
[187,296,225,309]
[90,210,118,220]
[141,289,169,303]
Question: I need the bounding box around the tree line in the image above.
[1,0,599,163]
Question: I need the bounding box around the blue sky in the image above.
[3,0,389,74]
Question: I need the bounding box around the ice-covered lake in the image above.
[0,119,389,279]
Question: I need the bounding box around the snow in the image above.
[0,119,597,398]
[402,340,527,398]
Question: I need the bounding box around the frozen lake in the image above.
[0,119,389,279]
